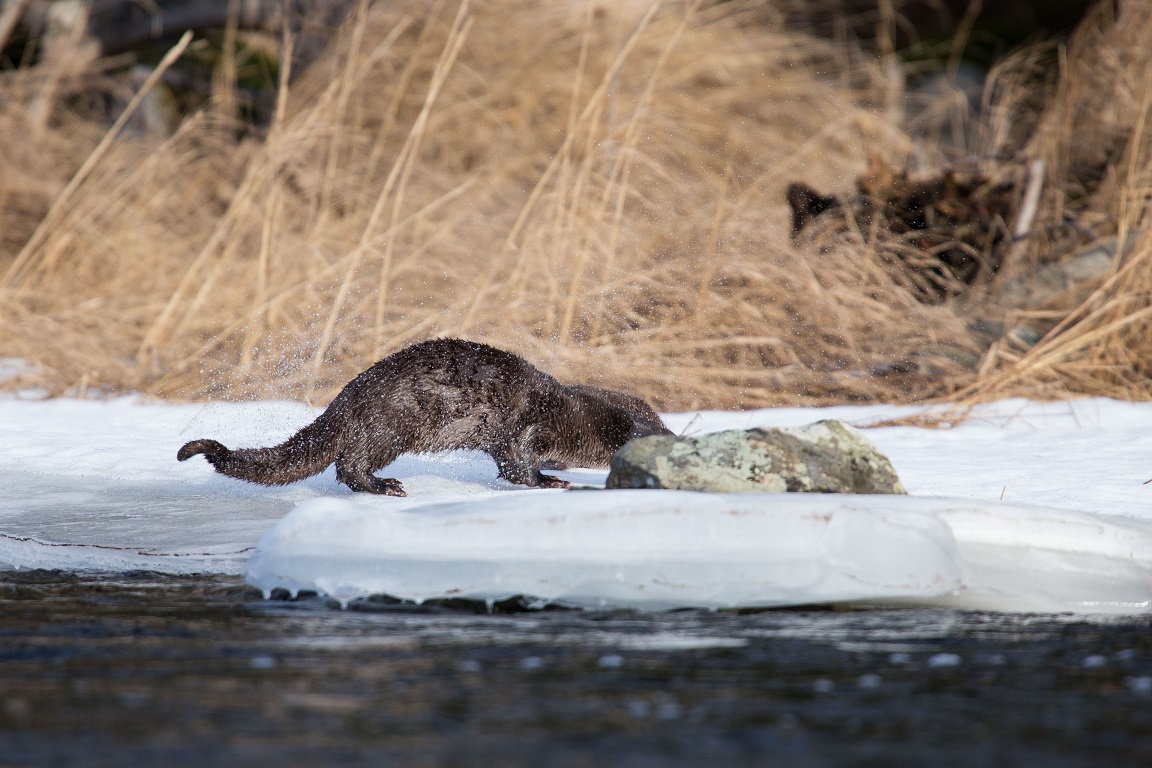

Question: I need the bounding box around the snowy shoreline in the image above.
[2,395,1151,613]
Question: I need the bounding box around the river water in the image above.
[1,571,1150,767]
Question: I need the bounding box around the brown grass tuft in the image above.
[961,0,1152,404]
[0,0,1147,409]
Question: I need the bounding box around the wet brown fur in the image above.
[177,338,672,496]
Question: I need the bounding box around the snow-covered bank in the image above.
[2,396,1151,612]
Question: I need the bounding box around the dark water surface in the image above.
[1,571,1151,767]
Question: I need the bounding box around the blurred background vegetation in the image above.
[1,0,1147,410]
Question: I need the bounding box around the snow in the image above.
[1,394,1151,613]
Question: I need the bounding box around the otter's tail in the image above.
[177,417,340,487]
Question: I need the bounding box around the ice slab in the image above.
[0,470,292,573]
[245,491,1152,614]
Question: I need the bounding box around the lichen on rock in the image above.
[606,420,906,495]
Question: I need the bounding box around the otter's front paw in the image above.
[537,474,572,490]
[362,477,406,496]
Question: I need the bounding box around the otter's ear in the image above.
[786,182,838,238]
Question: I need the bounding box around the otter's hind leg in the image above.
[335,455,406,496]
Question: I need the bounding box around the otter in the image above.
[177,338,671,496]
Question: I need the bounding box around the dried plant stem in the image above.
[589,2,696,339]
[213,0,240,125]
[3,30,193,293]
[476,0,661,336]
[0,0,31,53]
[309,2,471,376]
[373,2,473,349]
[312,0,371,237]
[1012,159,1044,239]
[239,185,281,373]
[136,159,268,364]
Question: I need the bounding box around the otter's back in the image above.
[331,339,555,453]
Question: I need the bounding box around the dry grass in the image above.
[0,0,1147,409]
[961,0,1152,403]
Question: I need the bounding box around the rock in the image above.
[605,420,906,495]
[998,232,1137,309]
[996,231,1140,350]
